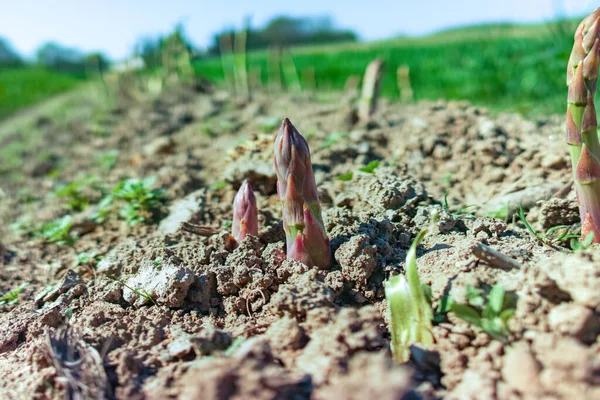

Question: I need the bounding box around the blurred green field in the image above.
[195,19,579,116]
[0,67,83,119]
[0,19,581,120]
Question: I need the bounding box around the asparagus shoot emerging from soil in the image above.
[232,180,258,244]
[385,230,434,363]
[274,118,331,268]
[567,8,600,243]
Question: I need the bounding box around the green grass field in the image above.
[194,19,579,116]
[0,67,83,119]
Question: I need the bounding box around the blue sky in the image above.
[1,0,596,60]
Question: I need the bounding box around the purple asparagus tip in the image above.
[232,180,258,245]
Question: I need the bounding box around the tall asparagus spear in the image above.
[567,8,600,243]
[274,118,331,268]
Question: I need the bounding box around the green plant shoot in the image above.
[385,229,433,363]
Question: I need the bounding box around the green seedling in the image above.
[224,337,246,356]
[257,116,281,133]
[96,150,119,170]
[93,195,114,224]
[38,215,75,246]
[98,177,167,225]
[0,283,29,305]
[442,191,480,216]
[337,160,381,181]
[441,172,453,185]
[16,188,38,203]
[517,205,581,246]
[385,230,433,363]
[570,231,594,251]
[75,251,100,266]
[55,180,91,211]
[9,215,37,236]
[321,132,347,148]
[113,279,156,306]
[422,284,452,324]
[358,160,381,174]
[209,180,227,191]
[487,204,509,220]
[336,172,354,181]
[449,284,515,342]
[200,123,217,138]
[222,220,233,229]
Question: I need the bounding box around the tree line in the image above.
[0,14,357,73]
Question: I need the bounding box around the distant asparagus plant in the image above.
[231,180,258,246]
[385,230,433,363]
[274,118,331,269]
[566,8,600,243]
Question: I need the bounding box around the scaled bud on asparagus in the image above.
[274,118,331,268]
[567,8,600,243]
[232,180,258,245]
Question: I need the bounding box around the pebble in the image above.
[501,342,541,395]
[548,303,600,344]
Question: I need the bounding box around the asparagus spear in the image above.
[274,118,331,268]
[567,8,600,243]
[232,180,258,245]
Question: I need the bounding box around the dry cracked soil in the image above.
[0,82,599,399]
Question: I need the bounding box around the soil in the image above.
[0,83,599,400]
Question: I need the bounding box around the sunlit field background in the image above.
[0,16,582,120]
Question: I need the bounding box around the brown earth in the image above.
[0,83,599,399]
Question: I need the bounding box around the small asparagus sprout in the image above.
[567,8,600,243]
[385,230,433,363]
[232,180,258,245]
[274,118,331,268]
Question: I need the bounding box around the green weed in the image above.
[38,215,75,246]
[0,283,29,305]
[446,284,515,341]
[358,160,381,174]
[321,132,347,148]
[257,116,281,133]
[75,251,100,266]
[336,172,353,181]
[95,177,167,225]
[570,232,594,251]
[54,175,100,211]
[96,150,119,170]
[113,279,156,306]
[516,205,580,246]
[442,191,480,216]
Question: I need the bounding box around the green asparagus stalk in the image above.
[385,230,433,363]
[567,8,600,243]
[274,118,331,268]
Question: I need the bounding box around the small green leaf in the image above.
[336,172,353,181]
[209,181,227,191]
[466,285,484,307]
[358,160,381,174]
[0,283,29,305]
[499,308,515,323]
[451,303,482,327]
[488,284,505,314]
[517,204,542,241]
[436,295,453,314]
[422,284,433,305]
